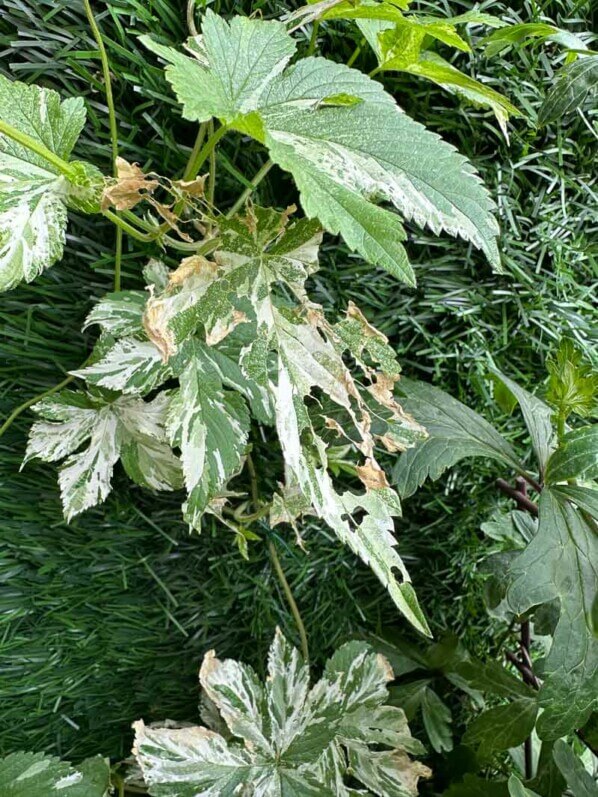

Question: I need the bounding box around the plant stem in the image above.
[268,539,310,665]
[186,123,228,182]
[0,374,75,441]
[186,0,199,36]
[0,118,76,179]
[102,210,154,242]
[182,123,208,182]
[347,40,364,68]
[495,478,539,515]
[306,21,319,56]
[246,453,310,665]
[206,120,217,232]
[82,0,122,291]
[226,160,274,217]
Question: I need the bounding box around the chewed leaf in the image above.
[24,390,180,520]
[134,629,427,795]
[0,74,95,292]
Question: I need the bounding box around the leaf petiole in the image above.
[0,118,77,179]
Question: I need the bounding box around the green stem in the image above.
[268,539,310,666]
[206,120,217,233]
[0,374,75,441]
[0,118,76,178]
[347,41,363,68]
[102,210,154,242]
[245,453,310,666]
[306,20,319,56]
[186,0,199,36]
[186,123,228,181]
[182,123,208,182]
[82,0,122,291]
[227,160,274,218]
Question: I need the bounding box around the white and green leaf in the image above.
[72,337,170,395]
[24,390,181,520]
[0,751,111,797]
[133,629,429,796]
[0,74,94,292]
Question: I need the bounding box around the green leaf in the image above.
[0,75,88,292]
[546,425,598,484]
[507,490,598,737]
[490,369,555,473]
[72,338,170,395]
[463,698,538,758]
[392,378,523,498]
[421,687,453,753]
[167,342,250,529]
[143,11,500,282]
[508,775,541,797]
[396,54,520,139]
[551,484,598,519]
[539,55,598,125]
[481,22,560,56]
[546,338,598,421]
[0,752,111,796]
[133,629,429,796]
[450,658,534,700]
[553,740,598,797]
[24,390,181,519]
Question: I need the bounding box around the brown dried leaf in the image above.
[356,458,389,490]
[101,156,159,211]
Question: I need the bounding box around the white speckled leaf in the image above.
[166,342,250,529]
[133,629,428,796]
[0,75,86,292]
[72,338,170,395]
[83,290,147,337]
[143,13,500,282]
[0,751,111,797]
[25,390,181,520]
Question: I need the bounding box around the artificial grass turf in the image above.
[0,0,596,761]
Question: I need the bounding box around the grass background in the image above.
[0,0,595,763]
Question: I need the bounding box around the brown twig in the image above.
[495,478,539,516]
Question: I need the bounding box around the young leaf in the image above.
[133,629,430,796]
[0,752,111,797]
[546,338,598,421]
[507,490,598,737]
[392,378,524,499]
[142,11,500,282]
[552,739,598,797]
[545,425,598,484]
[167,341,250,529]
[490,368,555,473]
[538,55,598,125]
[463,698,538,759]
[24,390,182,519]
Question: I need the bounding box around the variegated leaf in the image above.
[24,390,181,519]
[83,290,147,337]
[167,342,250,529]
[133,629,428,796]
[72,338,170,395]
[0,752,111,797]
[0,75,97,291]
[143,11,500,283]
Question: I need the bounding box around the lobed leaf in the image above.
[0,751,110,797]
